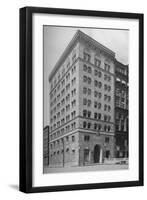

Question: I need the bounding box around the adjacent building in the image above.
[115,61,128,158]
[48,30,117,167]
[43,126,49,166]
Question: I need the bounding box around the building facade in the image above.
[115,61,128,158]
[48,30,117,167]
[43,126,49,166]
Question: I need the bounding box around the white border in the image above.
[33,13,139,187]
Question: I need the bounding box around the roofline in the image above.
[49,30,116,82]
[115,59,129,68]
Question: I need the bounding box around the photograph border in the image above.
[19,6,144,193]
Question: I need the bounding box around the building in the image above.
[48,30,117,167]
[43,126,49,166]
[115,61,128,158]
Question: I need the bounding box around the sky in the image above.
[43,26,129,127]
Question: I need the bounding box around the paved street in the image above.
[44,164,128,174]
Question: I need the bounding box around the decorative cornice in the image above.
[49,30,116,82]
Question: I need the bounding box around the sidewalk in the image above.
[44,163,128,174]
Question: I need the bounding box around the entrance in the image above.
[93,145,101,163]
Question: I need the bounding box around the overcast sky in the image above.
[43,26,129,127]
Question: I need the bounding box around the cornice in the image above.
[49,30,116,82]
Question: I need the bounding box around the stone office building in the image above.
[48,30,116,167]
[115,61,128,158]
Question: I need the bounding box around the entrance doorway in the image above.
[93,145,101,163]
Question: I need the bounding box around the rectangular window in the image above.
[72,135,75,142]
[84,52,91,62]
[84,135,90,141]
[95,58,101,67]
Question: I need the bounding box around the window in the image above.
[66,148,69,152]
[104,104,107,111]
[61,108,65,115]
[87,77,91,84]
[95,58,101,67]
[66,104,70,111]
[104,94,107,101]
[87,123,91,129]
[83,64,87,71]
[108,115,111,121]
[108,85,111,92]
[72,53,76,63]
[61,89,65,96]
[98,82,102,88]
[71,122,76,130]
[94,123,97,130]
[104,74,107,80]
[94,80,98,87]
[84,52,91,62]
[98,71,102,78]
[98,92,102,98]
[61,128,64,135]
[66,115,70,122]
[61,118,65,124]
[94,91,98,97]
[72,135,75,142]
[71,99,76,107]
[104,63,110,72]
[66,83,70,91]
[87,111,91,118]
[61,98,65,106]
[72,149,75,154]
[108,76,111,82]
[106,150,110,158]
[87,89,91,95]
[67,62,70,69]
[108,126,111,132]
[87,66,92,73]
[98,124,102,131]
[104,84,107,90]
[83,76,87,82]
[94,101,97,108]
[71,77,76,85]
[66,136,69,142]
[108,105,111,112]
[84,135,90,141]
[71,111,76,119]
[94,113,97,119]
[87,100,91,107]
[104,125,107,131]
[108,96,111,102]
[104,115,107,121]
[98,113,101,120]
[83,110,87,117]
[83,98,87,105]
[94,70,98,76]
[98,103,101,109]
[83,121,87,128]
[83,87,87,94]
